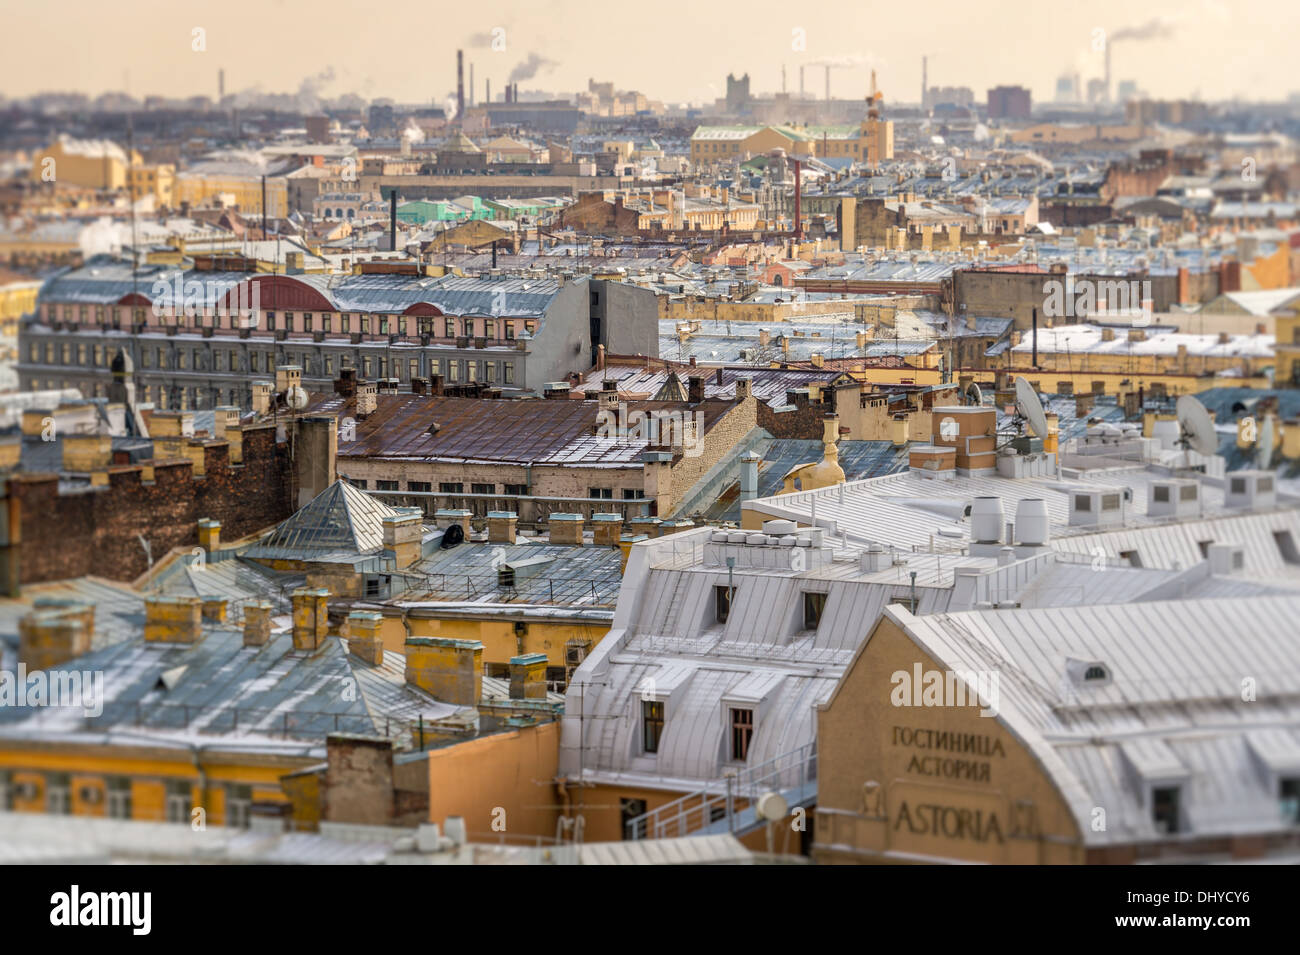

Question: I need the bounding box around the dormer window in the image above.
[1152,786,1181,834]
[803,592,827,630]
[1084,665,1107,681]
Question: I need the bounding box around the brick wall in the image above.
[8,424,292,585]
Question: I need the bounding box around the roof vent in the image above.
[1224,470,1275,510]
[1068,488,1127,527]
[1147,478,1200,520]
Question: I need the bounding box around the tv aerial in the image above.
[1174,395,1217,469]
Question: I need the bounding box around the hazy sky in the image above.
[2,0,1295,107]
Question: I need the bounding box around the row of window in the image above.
[43,304,536,340]
[640,701,754,763]
[349,479,641,499]
[0,771,252,826]
[26,344,518,387]
[714,585,826,630]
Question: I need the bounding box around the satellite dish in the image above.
[285,385,309,411]
[1256,415,1275,469]
[1175,395,1217,457]
[964,382,983,407]
[755,791,789,822]
[1014,378,1048,438]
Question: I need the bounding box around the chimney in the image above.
[404,637,482,705]
[629,516,662,538]
[456,50,465,120]
[144,595,203,644]
[61,434,112,480]
[508,652,548,700]
[688,375,705,403]
[591,512,623,546]
[355,381,377,417]
[487,510,518,543]
[411,376,429,396]
[383,510,423,568]
[735,377,752,400]
[548,512,585,545]
[739,450,760,502]
[201,597,228,623]
[18,600,94,671]
[252,381,272,416]
[435,508,472,537]
[599,378,620,411]
[347,611,384,666]
[243,600,273,647]
[758,327,770,346]
[810,353,824,368]
[290,587,330,652]
[389,191,398,252]
[335,367,358,398]
[198,518,220,553]
[429,373,444,396]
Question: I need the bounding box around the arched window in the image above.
[1084,665,1107,681]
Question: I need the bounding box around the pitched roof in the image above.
[249,480,402,557]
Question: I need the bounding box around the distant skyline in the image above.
[3,0,1295,109]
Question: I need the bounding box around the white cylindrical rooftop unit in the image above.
[1015,498,1050,546]
[970,496,1004,544]
[998,546,1015,566]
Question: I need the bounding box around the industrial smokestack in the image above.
[1104,43,1112,105]
[486,78,491,104]
[799,65,805,99]
[825,65,830,103]
[469,63,474,107]
[390,191,397,253]
[219,68,225,101]
[457,50,465,120]
[921,56,927,108]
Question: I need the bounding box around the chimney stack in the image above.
[591,512,623,546]
[389,191,398,252]
[456,50,465,120]
[405,637,482,705]
[548,513,585,545]
[290,587,330,652]
[243,601,273,647]
[688,375,705,403]
[382,510,423,568]
[198,518,220,553]
[19,600,94,671]
[487,511,518,543]
[508,653,548,700]
[346,611,384,666]
[144,595,203,645]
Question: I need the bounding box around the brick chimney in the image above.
[198,518,220,553]
[591,512,622,546]
[346,611,384,666]
[290,587,331,652]
[144,595,203,644]
[629,516,661,538]
[548,513,585,545]
[334,367,358,398]
[599,378,620,411]
[382,510,423,568]
[404,637,482,705]
[435,508,472,536]
[19,600,94,670]
[243,600,273,647]
[688,375,705,403]
[735,378,753,400]
[411,376,429,396]
[252,381,273,416]
[61,433,113,484]
[201,597,228,623]
[429,373,444,396]
[508,653,548,700]
[355,381,378,417]
[487,511,518,543]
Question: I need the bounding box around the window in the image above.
[505,323,515,340]
[448,361,460,383]
[471,483,495,494]
[1179,484,1197,501]
[1231,477,1246,494]
[503,362,514,384]
[1282,778,1300,825]
[715,585,732,624]
[322,314,331,333]
[1101,493,1120,511]
[504,484,527,496]
[589,487,613,499]
[1153,485,1169,503]
[376,480,399,491]
[226,784,252,828]
[484,319,495,338]
[0,770,10,811]
[1152,786,1181,834]
[485,362,497,383]
[348,478,368,490]
[1074,495,1091,512]
[1197,540,1213,558]
[1084,665,1107,681]
[445,318,456,338]
[166,781,192,823]
[803,592,827,630]
[46,773,71,815]
[407,481,432,492]
[341,314,351,333]
[303,313,313,333]
[1274,531,1300,565]
[730,708,754,762]
[621,798,648,840]
[361,316,370,334]
[284,312,294,331]
[1119,549,1142,567]
[440,482,464,494]
[623,488,641,500]
[642,700,665,753]
[107,777,132,819]
[379,317,389,336]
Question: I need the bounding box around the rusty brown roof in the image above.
[310,393,740,466]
